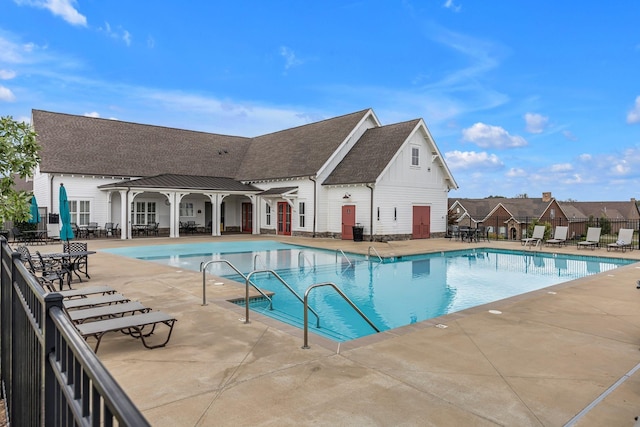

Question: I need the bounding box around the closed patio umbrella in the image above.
[59,183,74,241]
[29,195,41,224]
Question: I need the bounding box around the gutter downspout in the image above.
[310,176,317,238]
[366,183,374,242]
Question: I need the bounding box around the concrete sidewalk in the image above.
[37,235,640,426]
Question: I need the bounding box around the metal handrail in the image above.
[302,282,380,349]
[253,254,268,271]
[297,251,315,271]
[245,269,320,328]
[367,246,383,263]
[200,260,272,308]
[335,249,352,267]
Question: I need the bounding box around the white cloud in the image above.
[562,130,577,141]
[549,163,573,172]
[0,70,16,80]
[444,150,503,170]
[99,22,132,46]
[461,122,527,149]
[84,111,100,118]
[524,112,548,134]
[627,96,640,124]
[0,85,16,102]
[14,0,87,26]
[506,168,526,177]
[579,153,592,161]
[279,46,303,70]
[442,0,461,12]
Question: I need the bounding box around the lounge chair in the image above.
[75,311,177,352]
[63,293,130,310]
[522,225,545,248]
[68,301,150,324]
[577,227,601,250]
[545,226,568,247]
[55,285,117,299]
[607,228,635,252]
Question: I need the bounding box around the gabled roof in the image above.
[323,119,420,185]
[33,110,250,178]
[450,197,553,222]
[559,201,640,220]
[257,187,298,196]
[236,109,371,181]
[98,174,259,192]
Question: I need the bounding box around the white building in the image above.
[31,108,457,241]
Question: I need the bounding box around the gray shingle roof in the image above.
[98,174,259,192]
[323,119,420,185]
[236,109,371,181]
[257,187,298,196]
[33,110,250,178]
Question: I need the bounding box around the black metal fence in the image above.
[0,237,149,426]
[456,216,640,250]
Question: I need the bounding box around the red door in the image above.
[277,202,291,235]
[242,203,252,233]
[412,206,430,239]
[342,205,356,240]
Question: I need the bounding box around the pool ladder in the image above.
[335,249,352,267]
[244,269,321,329]
[200,259,272,307]
[302,282,380,349]
[367,246,383,263]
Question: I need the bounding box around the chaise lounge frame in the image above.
[75,311,177,353]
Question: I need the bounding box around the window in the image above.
[180,202,194,217]
[265,203,271,226]
[131,201,156,225]
[69,200,91,225]
[299,202,306,228]
[411,147,420,166]
[550,208,555,219]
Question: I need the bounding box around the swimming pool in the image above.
[103,241,637,341]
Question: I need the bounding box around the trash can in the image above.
[352,225,364,242]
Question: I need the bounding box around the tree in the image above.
[0,116,40,225]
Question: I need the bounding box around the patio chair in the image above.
[63,293,130,310]
[577,227,601,250]
[74,311,177,353]
[545,226,568,247]
[63,241,89,279]
[55,285,117,299]
[85,222,99,238]
[607,228,635,252]
[16,246,70,291]
[11,227,26,243]
[522,225,545,248]
[68,301,150,324]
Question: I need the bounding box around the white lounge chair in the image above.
[577,227,601,250]
[607,228,635,252]
[522,225,545,248]
[546,226,568,247]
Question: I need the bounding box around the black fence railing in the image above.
[0,237,150,426]
[455,216,640,250]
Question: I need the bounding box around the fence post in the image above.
[43,292,64,425]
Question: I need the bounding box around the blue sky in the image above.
[1,1,640,201]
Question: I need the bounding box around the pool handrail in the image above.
[245,269,320,328]
[367,246,383,263]
[335,249,352,267]
[297,251,315,271]
[302,282,380,349]
[200,260,272,308]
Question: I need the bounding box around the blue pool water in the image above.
[103,241,637,342]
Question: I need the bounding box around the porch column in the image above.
[251,195,258,235]
[207,194,220,236]
[119,190,128,240]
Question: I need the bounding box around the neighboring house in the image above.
[449,192,640,240]
[32,108,458,241]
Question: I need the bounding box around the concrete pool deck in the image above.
[34,235,640,426]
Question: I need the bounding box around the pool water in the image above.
[103,242,637,342]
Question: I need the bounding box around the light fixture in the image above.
[343,193,351,199]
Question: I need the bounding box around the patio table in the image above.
[41,250,96,283]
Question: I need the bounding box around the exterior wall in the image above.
[251,178,315,235]
[325,185,372,238]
